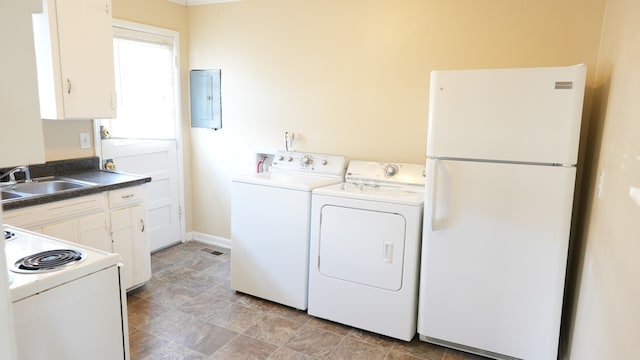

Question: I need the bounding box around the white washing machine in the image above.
[308,160,425,341]
[231,150,347,310]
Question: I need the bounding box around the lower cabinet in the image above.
[76,212,112,252]
[108,186,152,290]
[4,186,152,290]
[38,213,111,252]
[39,220,74,239]
[4,194,108,250]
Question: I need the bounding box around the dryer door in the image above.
[318,205,406,291]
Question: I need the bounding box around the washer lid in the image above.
[233,171,344,191]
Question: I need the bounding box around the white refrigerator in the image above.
[418,65,587,360]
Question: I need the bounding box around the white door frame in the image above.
[93,19,186,245]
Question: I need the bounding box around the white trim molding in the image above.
[167,0,242,6]
[187,231,231,249]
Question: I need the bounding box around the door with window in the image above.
[97,21,183,251]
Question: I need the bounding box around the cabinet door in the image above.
[130,205,151,286]
[42,221,76,242]
[111,207,134,289]
[77,212,111,252]
[111,205,151,290]
[53,0,116,119]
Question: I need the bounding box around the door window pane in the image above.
[105,28,177,139]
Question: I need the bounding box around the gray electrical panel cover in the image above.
[190,69,221,130]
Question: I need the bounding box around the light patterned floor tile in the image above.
[127,241,489,360]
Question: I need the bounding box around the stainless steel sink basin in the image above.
[1,178,97,199]
[1,191,23,200]
[8,180,87,194]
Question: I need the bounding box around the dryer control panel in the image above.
[271,151,347,177]
[345,161,426,186]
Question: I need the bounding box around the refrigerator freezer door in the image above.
[426,65,586,165]
[419,159,576,360]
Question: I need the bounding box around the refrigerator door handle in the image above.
[429,158,439,231]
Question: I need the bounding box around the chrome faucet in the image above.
[0,166,32,185]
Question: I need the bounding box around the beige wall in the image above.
[567,0,640,358]
[42,120,94,161]
[188,0,604,240]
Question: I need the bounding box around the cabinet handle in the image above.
[67,79,72,94]
[121,194,134,199]
[140,219,145,232]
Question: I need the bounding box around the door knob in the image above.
[104,160,116,170]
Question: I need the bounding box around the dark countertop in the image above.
[1,157,151,211]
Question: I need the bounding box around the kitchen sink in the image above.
[7,180,87,194]
[1,178,97,199]
[1,191,23,200]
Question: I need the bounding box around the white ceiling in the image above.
[167,0,242,6]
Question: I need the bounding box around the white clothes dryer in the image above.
[231,151,346,310]
[308,161,425,341]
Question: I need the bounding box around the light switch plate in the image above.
[80,132,91,149]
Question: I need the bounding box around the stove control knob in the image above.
[322,159,328,165]
[384,164,399,177]
[277,155,284,161]
[301,155,313,165]
[287,156,293,162]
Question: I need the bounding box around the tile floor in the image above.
[127,241,489,360]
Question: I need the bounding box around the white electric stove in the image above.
[4,225,130,360]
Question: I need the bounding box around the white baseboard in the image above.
[187,231,231,249]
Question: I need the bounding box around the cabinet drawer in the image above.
[4,194,105,229]
[109,186,144,208]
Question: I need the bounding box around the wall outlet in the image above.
[80,132,91,149]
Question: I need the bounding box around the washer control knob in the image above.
[287,156,293,162]
[301,155,313,165]
[384,164,399,177]
[322,159,328,165]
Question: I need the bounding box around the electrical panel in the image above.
[189,69,221,130]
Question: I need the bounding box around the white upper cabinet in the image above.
[33,0,117,120]
[0,0,46,167]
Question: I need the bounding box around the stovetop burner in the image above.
[12,249,87,274]
[4,230,16,240]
